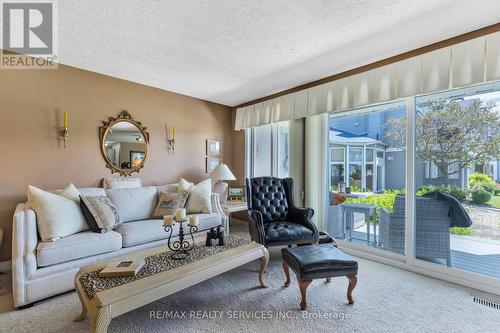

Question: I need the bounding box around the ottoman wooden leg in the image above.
[283,261,291,287]
[347,275,357,305]
[297,276,312,310]
[325,277,331,283]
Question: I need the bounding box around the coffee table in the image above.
[73,237,269,333]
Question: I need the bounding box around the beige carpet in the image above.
[1,221,500,333]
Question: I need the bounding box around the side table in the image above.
[222,201,248,226]
[340,203,378,247]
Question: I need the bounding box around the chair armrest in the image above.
[288,206,319,242]
[211,193,229,232]
[248,209,266,244]
[12,203,39,307]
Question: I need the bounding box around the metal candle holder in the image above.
[163,218,198,260]
[59,127,69,148]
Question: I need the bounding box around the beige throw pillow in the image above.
[152,191,189,218]
[177,178,194,193]
[28,184,89,242]
[179,178,212,214]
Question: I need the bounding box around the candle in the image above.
[173,126,176,140]
[163,215,174,227]
[188,215,199,227]
[63,109,68,128]
[175,208,186,221]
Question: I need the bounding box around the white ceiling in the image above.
[58,1,500,107]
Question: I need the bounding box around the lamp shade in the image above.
[211,163,236,181]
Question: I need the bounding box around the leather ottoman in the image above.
[281,244,358,310]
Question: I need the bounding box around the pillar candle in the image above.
[188,215,199,227]
[175,208,186,221]
[163,215,174,227]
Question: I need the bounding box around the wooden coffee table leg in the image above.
[73,284,88,322]
[347,275,357,305]
[259,247,269,288]
[282,261,291,287]
[297,276,312,310]
[90,306,112,333]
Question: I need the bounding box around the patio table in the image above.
[340,203,378,247]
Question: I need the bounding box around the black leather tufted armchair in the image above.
[246,177,319,247]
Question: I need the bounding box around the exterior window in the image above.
[330,148,345,191]
[247,122,289,178]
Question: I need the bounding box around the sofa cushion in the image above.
[181,178,212,214]
[106,186,158,223]
[103,177,142,189]
[116,213,221,247]
[36,230,122,267]
[156,183,178,193]
[79,188,106,197]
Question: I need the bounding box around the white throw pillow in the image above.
[177,178,194,193]
[106,186,158,223]
[103,177,142,189]
[182,179,212,214]
[28,184,89,242]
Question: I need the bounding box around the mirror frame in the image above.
[99,110,150,177]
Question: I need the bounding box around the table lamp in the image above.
[211,163,236,203]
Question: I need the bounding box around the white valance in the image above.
[235,31,500,130]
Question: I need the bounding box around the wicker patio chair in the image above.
[379,195,452,266]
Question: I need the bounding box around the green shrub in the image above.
[471,187,492,204]
[494,189,500,196]
[469,173,495,193]
[451,227,473,236]
[416,184,468,202]
[346,189,405,222]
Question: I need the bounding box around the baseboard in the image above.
[0,261,11,273]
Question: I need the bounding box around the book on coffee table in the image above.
[98,258,145,278]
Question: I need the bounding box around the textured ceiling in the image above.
[58,1,500,106]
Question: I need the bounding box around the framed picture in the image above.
[206,157,221,173]
[206,140,221,156]
[130,150,145,162]
[228,186,246,201]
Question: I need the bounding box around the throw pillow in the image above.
[105,186,158,223]
[184,178,212,214]
[152,192,189,218]
[80,196,120,233]
[177,178,194,193]
[28,184,89,242]
[103,177,142,189]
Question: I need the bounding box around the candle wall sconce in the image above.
[59,109,69,148]
[167,125,176,154]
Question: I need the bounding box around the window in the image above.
[330,147,345,192]
[247,122,289,178]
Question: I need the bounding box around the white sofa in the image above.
[11,185,228,308]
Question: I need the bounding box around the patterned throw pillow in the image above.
[152,192,189,218]
[80,196,120,233]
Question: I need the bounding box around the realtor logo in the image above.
[1,0,58,69]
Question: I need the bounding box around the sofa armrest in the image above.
[211,193,229,232]
[12,203,39,307]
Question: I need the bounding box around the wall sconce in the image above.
[59,109,69,148]
[167,125,176,154]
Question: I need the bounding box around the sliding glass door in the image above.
[325,81,500,290]
[413,83,500,280]
[326,101,407,254]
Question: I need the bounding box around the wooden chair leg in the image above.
[283,261,291,287]
[297,276,312,310]
[347,275,357,305]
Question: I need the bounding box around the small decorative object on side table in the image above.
[163,209,199,260]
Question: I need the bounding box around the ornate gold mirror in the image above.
[99,111,149,176]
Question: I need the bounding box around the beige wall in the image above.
[0,64,237,261]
